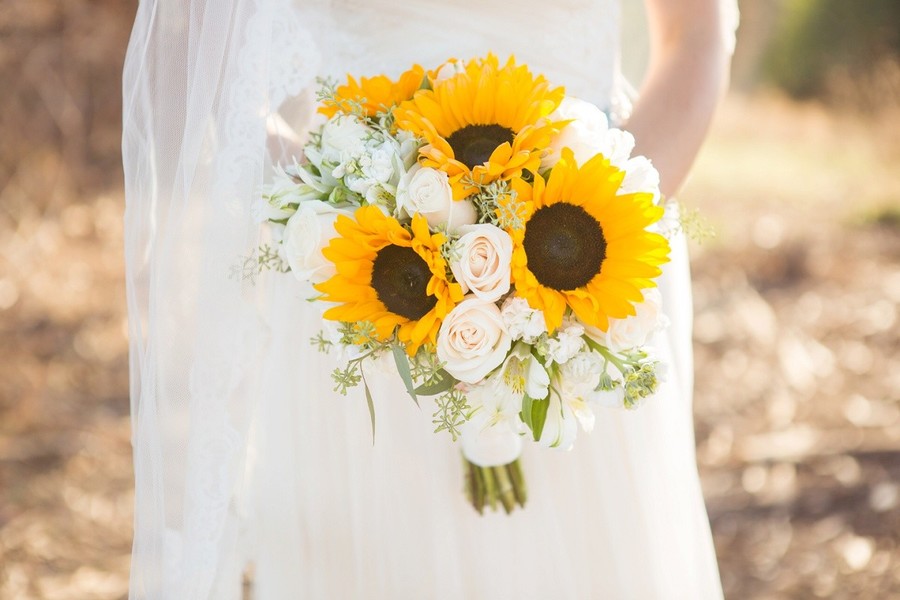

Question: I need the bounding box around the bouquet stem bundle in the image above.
[464,457,527,514]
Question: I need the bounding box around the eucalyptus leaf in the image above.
[392,344,419,406]
[362,375,376,445]
[530,397,550,442]
[414,370,455,396]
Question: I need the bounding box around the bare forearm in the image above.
[625,1,732,197]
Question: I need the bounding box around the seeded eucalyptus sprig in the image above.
[432,388,471,441]
[677,201,717,243]
[466,178,526,230]
[231,244,290,284]
[316,76,368,120]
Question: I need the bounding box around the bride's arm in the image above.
[625,0,733,197]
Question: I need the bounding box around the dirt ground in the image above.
[1,2,899,599]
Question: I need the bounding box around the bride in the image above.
[122,0,737,598]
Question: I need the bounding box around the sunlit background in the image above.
[1,1,898,598]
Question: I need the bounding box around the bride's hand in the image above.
[625,0,735,198]
[266,88,319,164]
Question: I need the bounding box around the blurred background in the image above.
[0,1,898,598]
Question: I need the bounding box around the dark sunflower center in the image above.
[522,203,607,291]
[371,245,436,320]
[446,124,516,170]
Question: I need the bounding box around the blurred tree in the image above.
[763,0,900,99]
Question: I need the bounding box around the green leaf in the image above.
[414,370,455,396]
[521,394,535,431]
[392,344,419,406]
[361,373,376,445]
[530,398,550,442]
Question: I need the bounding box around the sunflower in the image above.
[314,205,463,355]
[319,64,426,118]
[509,149,670,333]
[393,54,564,198]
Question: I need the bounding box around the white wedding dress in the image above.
[122,1,736,598]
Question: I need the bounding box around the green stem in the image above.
[508,460,528,507]
[492,465,516,514]
[462,457,527,515]
[584,336,629,373]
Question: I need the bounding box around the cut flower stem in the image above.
[463,456,527,515]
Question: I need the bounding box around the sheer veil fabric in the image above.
[122,1,738,598]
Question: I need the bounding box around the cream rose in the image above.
[436,297,512,384]
[397,164,476,232]
[449,224,512,303]
[282,200,352,284]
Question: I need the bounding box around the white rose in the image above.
[500,296,547,343]
[619,155,661,202]
[436,297,512,384]
[397,164,476,232]
[542,96,610,169]
[597,128,637,167]
[545,320,586,364]
[450,224,512,303]
[583,288,668,352]
[319,115,371,164]
[282,200,352,284]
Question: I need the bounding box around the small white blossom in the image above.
[254,165,322,222]
[545,320,586,364]
[459,343,549,467]
[500,296,547,344]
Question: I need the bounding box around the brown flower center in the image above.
[446,124,516,170]
[522,203,606,291]
[371,245,436,320]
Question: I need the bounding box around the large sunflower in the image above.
[319,65,426,118]
[393,54,564,198]
[510,149,670,333]
[314,205,463,355]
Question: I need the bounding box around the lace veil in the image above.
[122,2,737,598]
[122,1,323,597]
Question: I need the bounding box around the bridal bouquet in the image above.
[255,54,671,514]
